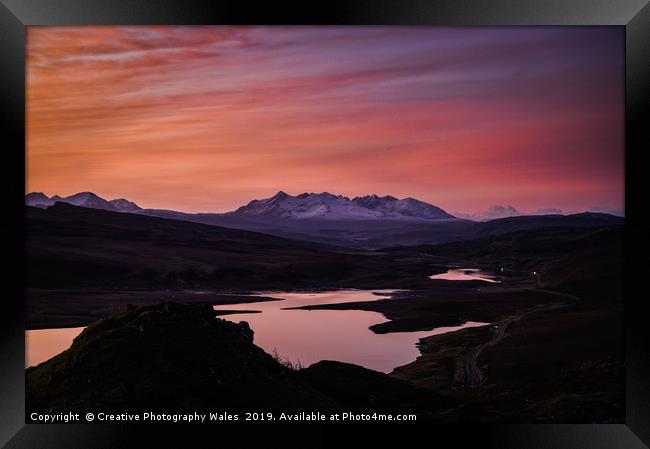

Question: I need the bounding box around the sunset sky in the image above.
[27,26,624,215]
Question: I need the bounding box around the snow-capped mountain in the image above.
[26,192,142,212]
[452,205,521,221]
[352,194,454,219]
[108,198,142,212]
[231,191,455,220]
[25,192,51,206]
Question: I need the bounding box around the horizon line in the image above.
[24,189,625,218]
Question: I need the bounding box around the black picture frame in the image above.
[1,1,648,447]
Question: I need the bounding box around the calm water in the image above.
[26,289,490,371]
[26,327,84,368]
[430,268,501,283]
[213,290,488,373]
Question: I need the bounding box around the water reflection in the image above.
[26,327,84,368]
[26,290,491,373]
[214,290,488,373]
[429,268,500,283]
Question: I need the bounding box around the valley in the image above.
[24,197,624,422]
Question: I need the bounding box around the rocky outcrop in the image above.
[26,302,452,416]
[26,302,334,413]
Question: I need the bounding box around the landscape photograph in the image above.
[25,26,624,423]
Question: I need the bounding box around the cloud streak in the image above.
[27,26,624,213]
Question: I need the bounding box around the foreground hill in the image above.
[26,302,452,416]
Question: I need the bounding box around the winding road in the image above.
[464,289,579,388]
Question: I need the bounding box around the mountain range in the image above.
[452,205,521,221]
[26,192,142,212]
[232,191,455,220]
[27,191,453,221]
[25,191,624,249]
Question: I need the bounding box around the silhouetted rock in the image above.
[26,302,334,413]
[26,302,454,416]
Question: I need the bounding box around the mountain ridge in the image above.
[26,190,456,220]
[25,191,624,249]
[26,191,143,212]
[231,191,455,220]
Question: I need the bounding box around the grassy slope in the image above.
[386,226,624,422]
[27,203,434,291]
[299,226,625,422]
[291,226,623,332]
[386,225,624,299]
[392,303,624,423]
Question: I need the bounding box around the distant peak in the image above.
[109,198,142,211]
[352,194,398,201]
[26,192,49,199]
[272,191,290,199]
[315,192,343,199]
[25,192,52,208]
[69,191,99,198]
[63,191,104,202]
[453,204,520,221]
[25,190,143,213]
[294,192,347,200]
